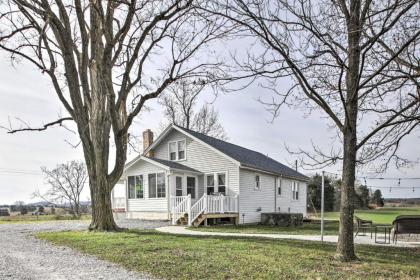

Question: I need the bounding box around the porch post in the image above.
[204,194,208,214]
[187,194,192,226]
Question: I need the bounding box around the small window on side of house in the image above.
[255,175,261,190]
[277,178,282,196]
[292,182,299,201]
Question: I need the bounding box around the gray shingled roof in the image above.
[175,125,308,181]
[145,156,201,173]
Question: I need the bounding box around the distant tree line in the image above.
[307,175,384,213]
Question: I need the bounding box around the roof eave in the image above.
[240,164,309,182]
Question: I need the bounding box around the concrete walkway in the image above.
[156,226,420,248]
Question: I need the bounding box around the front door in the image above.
[187,176,196,199]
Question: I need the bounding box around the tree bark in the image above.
[336,127,358,261]
[88,170,118,231]
[336,0,361,261]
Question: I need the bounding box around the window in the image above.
[157,173,166,198]
[176,176,183,196]
[187,176,196,199]
[168,139,186,161]
[292,182,299,200]
[218,173,226,195]
[128,175,143,199]
[277,178,282,196]
[128,176,135,199]
[169,142,177,161]
[178,141,185,160]
[206,174,215,195]
[148,173,166,198]
[255,175,261,190]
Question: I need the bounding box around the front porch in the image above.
[170,194,239,227]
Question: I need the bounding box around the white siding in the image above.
[239,169,276,224]
[125,160,169,213]
[153,129,240,196]
[276,178,307,216]
[239,169,308,224]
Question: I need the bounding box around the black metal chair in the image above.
[392,215,420,244]
[354,216,373,238]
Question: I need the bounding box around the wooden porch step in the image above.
[193,213,240,227]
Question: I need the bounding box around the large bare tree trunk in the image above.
[336,127,357,260]
[88,174,117,231]
[336,3,361,260]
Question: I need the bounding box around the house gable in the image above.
[150,128,241,196]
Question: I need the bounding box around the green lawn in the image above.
[321,207,420,224]
[192,207,420,235]
[191,221,339,235]
[37,230,420,280]
[0,214,91,223]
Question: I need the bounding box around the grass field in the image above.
[193,207,420,235]
[191,221,340,235]
[321,207,420,224]
[37,230,420,280]
[0,214,91,223]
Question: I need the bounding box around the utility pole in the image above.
[321,171,325,243]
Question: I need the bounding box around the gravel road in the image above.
[0,219,169,280]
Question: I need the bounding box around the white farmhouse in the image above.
[112,125,308,226]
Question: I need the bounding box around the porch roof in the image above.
[144,157,202,174]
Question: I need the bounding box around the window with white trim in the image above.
[175,176,183,196]
[187,176,196,199]
[277,178,282,196]
[148,173,166,198]
[292,182,299,200]
[128,175,143,199]
[206,174,215,195]
[169,142,177,160]
[168,140,186,161]
[217,173,226,195]
[255,175,261,190]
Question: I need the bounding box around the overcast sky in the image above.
[1,54,419,204]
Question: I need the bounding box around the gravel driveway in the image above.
[0,219,169,280]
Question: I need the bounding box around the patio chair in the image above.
[354,216,373,238]
[392,215,420,244]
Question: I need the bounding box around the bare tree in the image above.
[207,0,419,261]
[0,0,232,230]
[34,160,87,217]
[160,79,228,139]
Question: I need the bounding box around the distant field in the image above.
[0,214,91,223]
[319,207,420,224]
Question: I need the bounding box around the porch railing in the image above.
[189,195,206,226]
[206,194,239,214]
[171,194,239,226]
[170,195,191,225]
